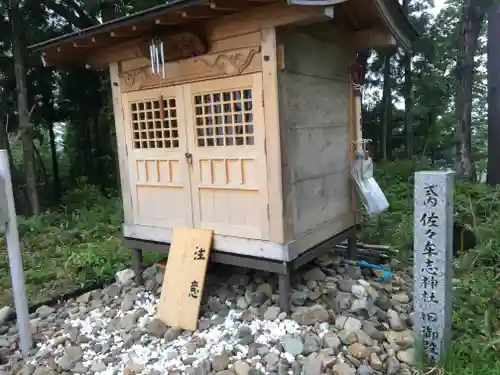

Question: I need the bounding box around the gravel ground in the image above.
[0,252,417,375]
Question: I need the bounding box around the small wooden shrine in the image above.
[31,0,417,309]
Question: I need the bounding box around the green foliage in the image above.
[0,183,160,306]
[362,159,500,374]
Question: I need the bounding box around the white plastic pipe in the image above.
[0,150,33,357]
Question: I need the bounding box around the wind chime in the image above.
[149,37,166,79]
[149,37,167,122]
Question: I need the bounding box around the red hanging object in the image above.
[350,63,363,86]
[350,63,363,98]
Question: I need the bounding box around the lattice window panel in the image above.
[193,89,254,147]
[130,97,179,149]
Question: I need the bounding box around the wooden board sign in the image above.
[140,31,208,63]
[156,227,213,331]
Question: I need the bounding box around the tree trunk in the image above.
[101,1,121,189]
[381,51,392,161]
[33,141,47,180]
[454,0,485,180]
[403,0,412,159]
[47,122,61,202]
[487,3,500,184]
[10,0,40,215]
[84,118,93,183]
[0,116,29,214]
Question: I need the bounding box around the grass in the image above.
[1,160,500,374]
[0,183,162,307]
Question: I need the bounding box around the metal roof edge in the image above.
[28,0,204,51]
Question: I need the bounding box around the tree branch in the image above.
[44,0,97,29]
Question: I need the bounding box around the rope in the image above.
[351,82,363,92]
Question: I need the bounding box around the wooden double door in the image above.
[122,73,270,240]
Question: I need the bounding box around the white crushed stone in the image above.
[30,291,308,375]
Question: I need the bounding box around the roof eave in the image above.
[28,0,204,52]
[375,0,419,53]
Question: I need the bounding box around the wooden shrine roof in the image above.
[29,0,418,67]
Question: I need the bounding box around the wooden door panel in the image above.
[184,74,270,240]
[123,87,193,228]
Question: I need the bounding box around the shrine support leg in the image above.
[132,248,144,285]
[347,233,358,260]
[278,264,292,313]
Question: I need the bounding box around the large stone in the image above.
[120,294,136,311]
[302,354,323,375]
[351,285,367,300]
[370,352,383,370]
[233,360,251,375]
[146,318,168,338]
[264,352,280,367]
[397,348,416,366]
[332,363,355,375]
[125,361,145,374]
[303,333,321,355]
[335,316,362,332]
[337,279,357,293]
[36,305,55,319]
[90,361,106,372]
[216,371,236,375]
[281,336,304,356]
[355,330,373,346]
[387,309,406,331]
[57,346,84,371]
[0,307,13,326]
[385,356,401,375]
[348,343,369,359]
[236,297,249,309]
[256,283,273,298]
[392,293,410,304]
[362,321,386,341]
[291,305,328,325]
[338,329,358,345]
[303,267,326,282]
[356,364,374,375]
[116,269,135,285]
[212,352,230,372]
[322,332,341,351]
[335,292,352,310]
[263,306,281,321]
[291,290,308,306]
[384,330,414,348]
[164,327,182,342]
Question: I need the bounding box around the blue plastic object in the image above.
[344,259,392,280]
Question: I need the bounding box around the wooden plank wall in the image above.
[277,23,357,241]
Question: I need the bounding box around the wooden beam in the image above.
[208,0,251,11]
[180,5,224,19]
[350,28,396,50]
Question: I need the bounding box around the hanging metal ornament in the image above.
[149,37,166,79]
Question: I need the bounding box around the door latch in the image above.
[185,152,193,167]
